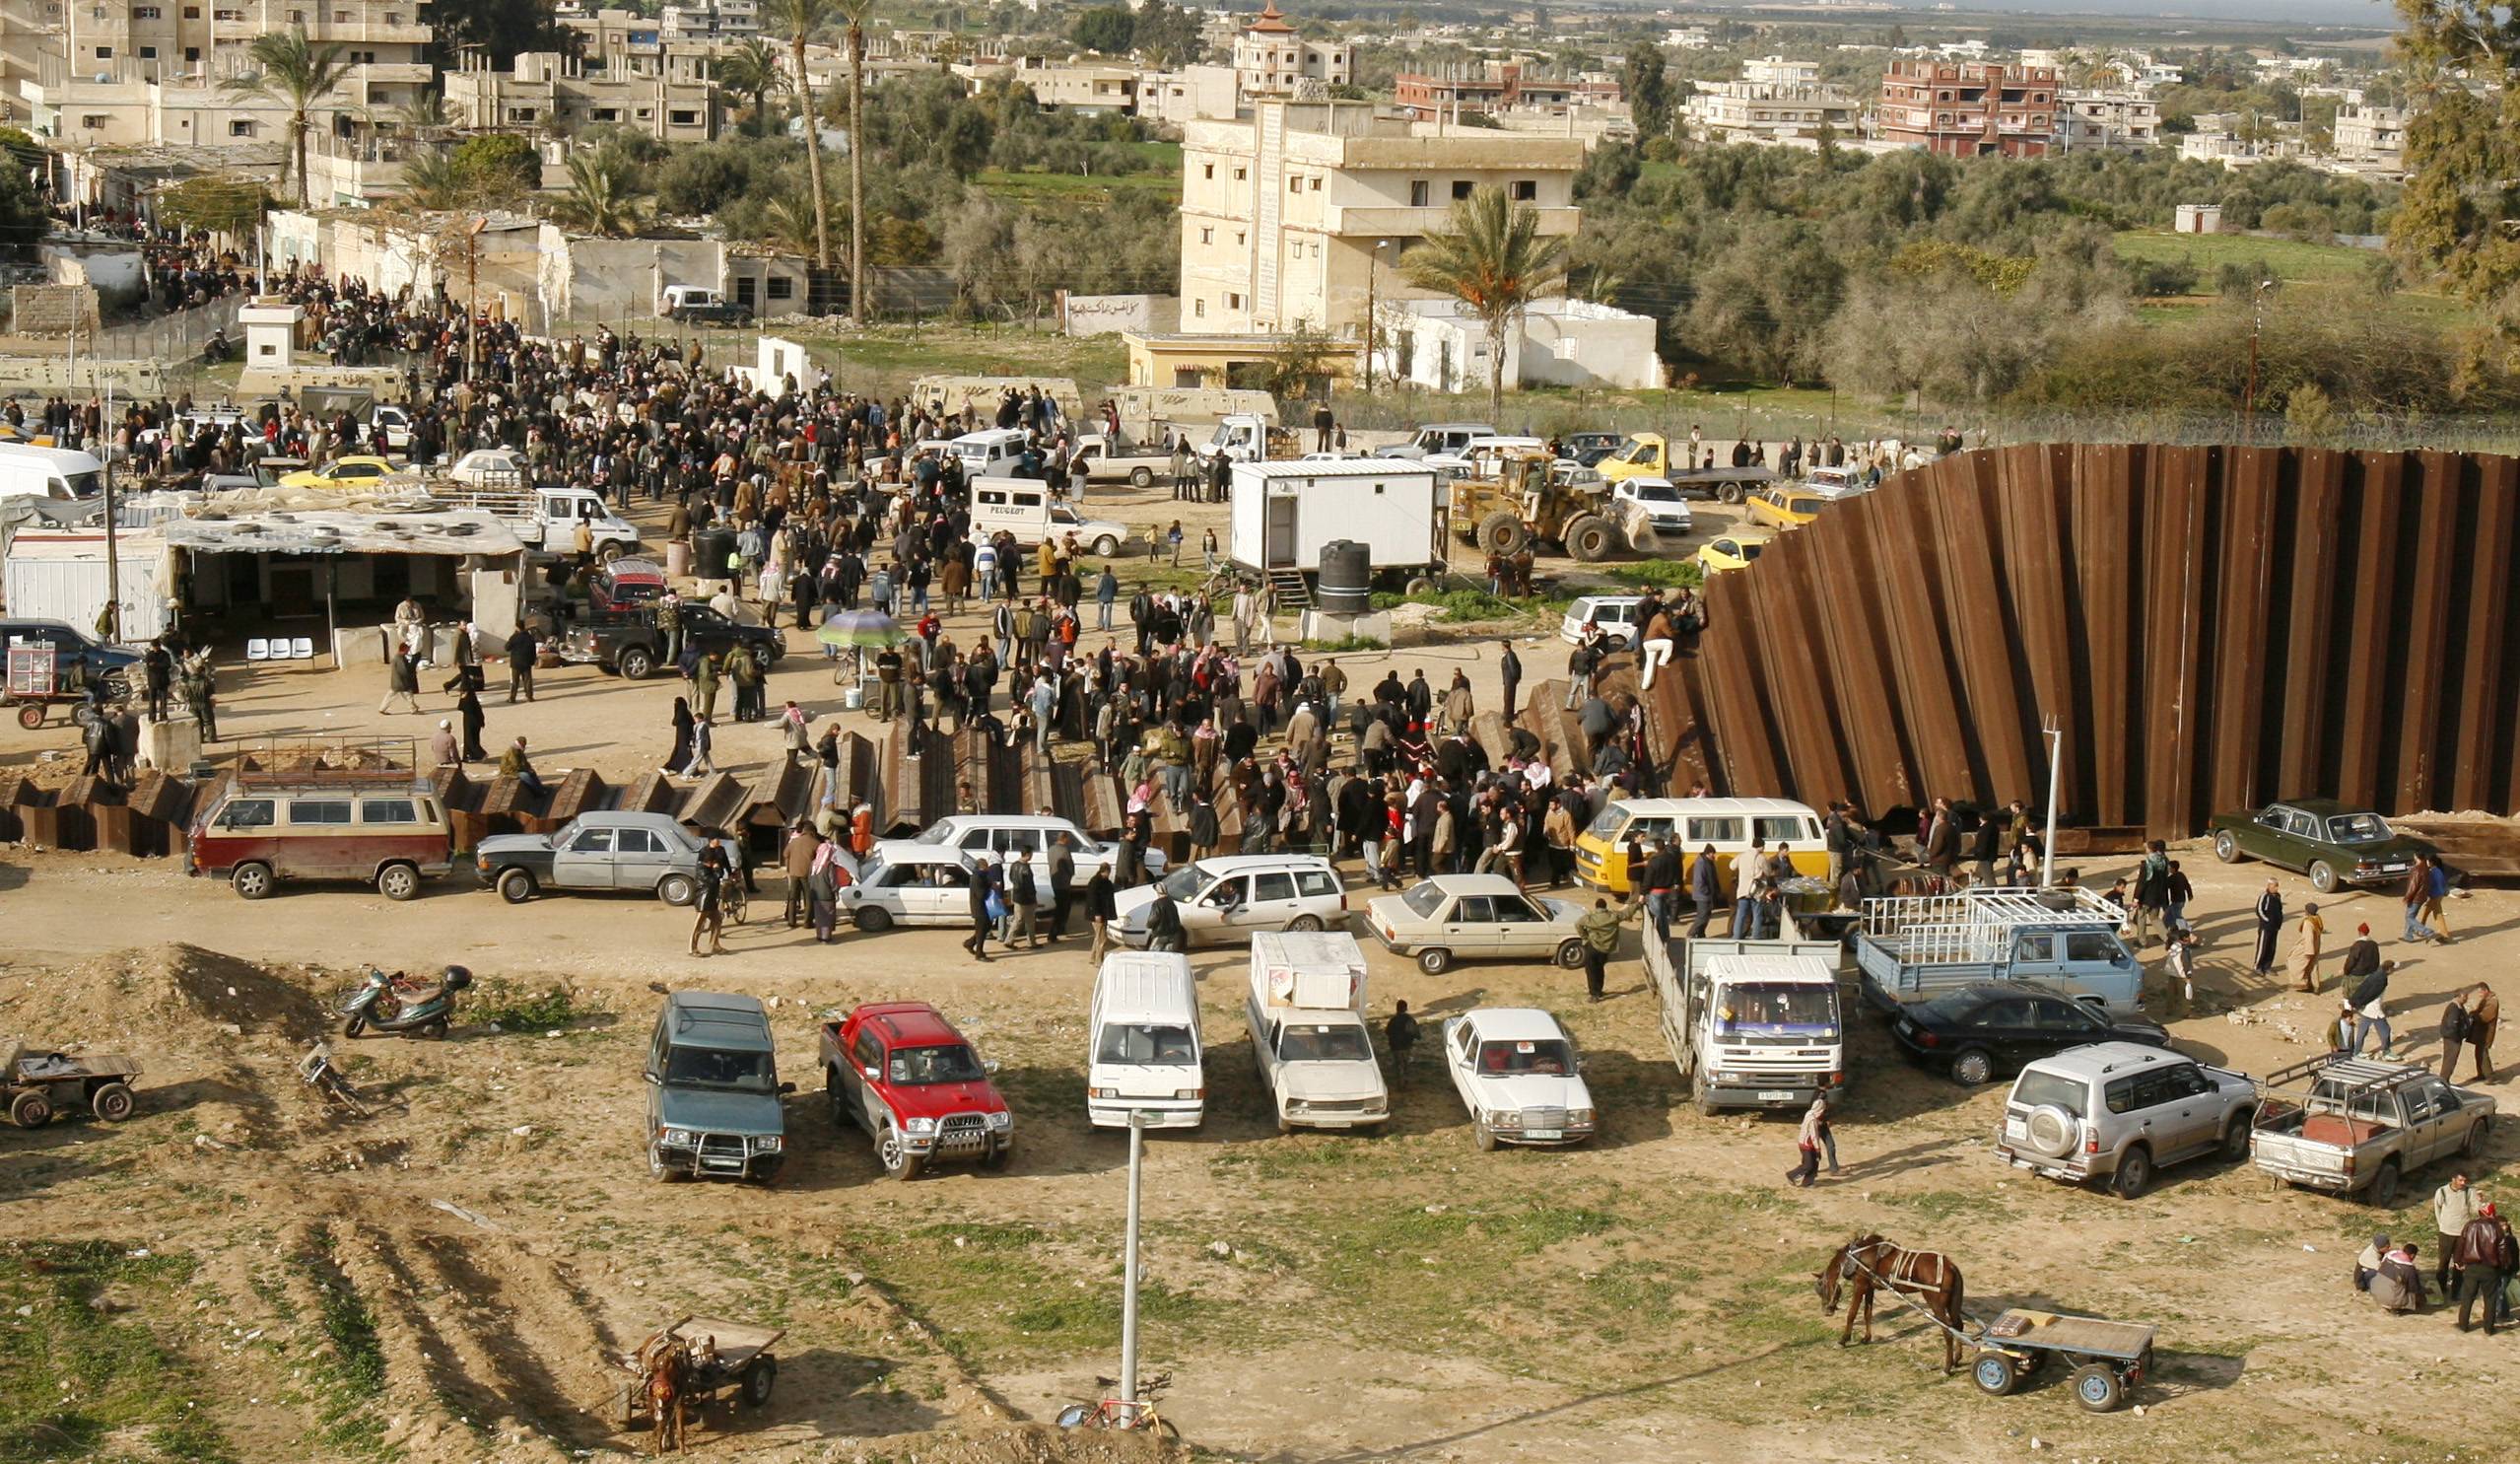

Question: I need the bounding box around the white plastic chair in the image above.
[290,637,314,660]
[245,638,270,662]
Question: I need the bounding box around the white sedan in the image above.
[874,813,1164,889]
[1442,1008,1598,1150]
[446,447,530,488]
[838,847,1048,932]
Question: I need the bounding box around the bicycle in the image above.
[1056,1370,1180,1440]
[720,877,749,926]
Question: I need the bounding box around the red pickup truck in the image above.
[820,1003,1014,1180]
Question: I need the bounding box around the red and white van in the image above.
[188,773,454,901]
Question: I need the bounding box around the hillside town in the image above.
[0,2,2518,1464]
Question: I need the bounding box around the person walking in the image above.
[806,844,845,944]
[2350,959,2396,1058]
[2340,921,2380,991]
[963,855,996,962]
[2455,1201,2511,1335]
[1006,850,1040,949]
[2403,856,2439,943]
[503,623,537,703]
[684,714,715,777]
[378,636,423,715]
[1046,834,1076,942]
[1499,643,1522,722]
[2419,856,2458,943]
[1787,1096,1833,1188]
[2288,901,2326,994]
[689,845,729,957]
[1085,867,1117,966]
[1575,897,1635,1003]
[2252,879,2283,975]
[2433,1171,2480,1295]
[1387,998,1420,1081]
[782,820,820,929]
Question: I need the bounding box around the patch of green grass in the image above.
[466,978,595,1031]
[0,1240,237,1464]
[2109,229,2378,285]
[1602,560,1705,591]
[974,167,1181,208]
[289,1226,392,1460]
[1302,634,1389,652]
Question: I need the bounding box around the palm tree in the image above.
[398,146,465,209]
[838,0,877,320]
[757,194,837,259]
[1399,184,1570,419]
[549,151,654,239]
[766,0,837,274]
[222,27,355,208]
[716,36,788,137]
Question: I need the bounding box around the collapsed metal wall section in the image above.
[1648,445,2520,838]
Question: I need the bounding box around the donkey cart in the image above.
[1968,1309,2154,1414]
[4,1039,143,1127]
[608,1315,783,1432]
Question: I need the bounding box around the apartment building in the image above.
[1,0,433,128]
[955,54,1141,115]
[2057,90,2159,152]
[659,0,756,42]
[2329,103,2407,174]
[1683,81,1861,147]
[444,50,719,143]
[563,6,741,82]
[1232,2,1350,100]
[1175,98,1582,337]
[1741,55,1822,88]
[1392,61,1610,121]
[1875,60,2057,159]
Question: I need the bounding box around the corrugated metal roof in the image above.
[160,509,524,557]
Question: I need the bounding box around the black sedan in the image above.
[1890,981,2171,1086]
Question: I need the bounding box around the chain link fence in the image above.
[91,294,246,366]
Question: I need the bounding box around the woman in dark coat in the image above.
[2253,879,2283,975]
[664,696,696,774]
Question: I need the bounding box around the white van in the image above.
[1087,951,1205,1130]
[968,477,1130,557]
[930,428,1029,479]
[0,444,105,501]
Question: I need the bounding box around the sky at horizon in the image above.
[1733,0,2401,34]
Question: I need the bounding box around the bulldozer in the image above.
[1449,449,1625,563]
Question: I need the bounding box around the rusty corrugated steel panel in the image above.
[2205,448,2282,816]
[1693,568,1783,797]
[2335,453,2407,807]
[2070,444,2141,827]
[2391,452,2465,811]
[2139,447,2212,834]
[683,772,750,831]
[1747,524,1855,801]
[2275,450,2349,799]
[2450,455,2518,809]
[618,770,677,815]
[1868,468,1975,805]
[546,768,605,825]
[1997,445,2077,819]
[1807,488,1915,814]
[1933,447,2035,800]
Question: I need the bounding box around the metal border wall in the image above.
[1642,445,2520,838]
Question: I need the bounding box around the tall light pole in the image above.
[1118,1109,1146,1408]
[2040,715,2062,889]
[463,215,487,385]
[1363,239,1388,396]
[2238,277,2273,443]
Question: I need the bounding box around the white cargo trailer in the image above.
[1229,458,1441,580]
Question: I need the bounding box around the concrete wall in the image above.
[8,283,99,335]
[41,244,144,306]
[1060,293,1181,337]
[1517,302,1664,390]
[547,233,724,323]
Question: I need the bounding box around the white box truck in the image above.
[1087,950,1205,1130]
[1245,931,1388,1133]
[1228,459,1442,582]
[1646,936,1847,1115]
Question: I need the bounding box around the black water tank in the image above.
[1316,538,1371,614]
[692,527,736,581]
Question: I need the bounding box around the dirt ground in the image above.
[5,484,2519,1464]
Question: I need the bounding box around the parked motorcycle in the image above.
[338,965,471,1040]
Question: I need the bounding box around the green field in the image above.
[975,142,1182,208]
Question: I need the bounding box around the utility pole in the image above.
[2238,277,2272,443]
[1118,1109,1146,1409]
[1362,240,1387,395]
[464,216,487,385]
[2040,715,2062,889]
[102,354,118,645]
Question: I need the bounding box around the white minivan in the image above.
[1087,951,1205,1130]
[0,443,105,501]
[968,477,1130,556]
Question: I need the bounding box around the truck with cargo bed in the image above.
[1854,888,2143,1018]
[1647,937,1848,1115]
[1245,931,1388,1133]
[2249,1054,2493,1208]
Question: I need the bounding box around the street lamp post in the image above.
[1119,1109,1146,1407]
[2239,277,2274,443]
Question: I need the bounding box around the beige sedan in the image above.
[1364,874,1590,975]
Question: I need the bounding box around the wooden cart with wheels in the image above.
[3,1039,144,1127]
[607,1315,785,1432]
[1969,1309,2154,1413]
[4,647,123,731]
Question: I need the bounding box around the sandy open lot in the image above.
[3,481,2516,1464]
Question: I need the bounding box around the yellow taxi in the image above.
[1745,485,1831,529]
[1695,534,1767,576]
[278,455,399,490]
[0,423,56,447]
[1571,797,1828,895]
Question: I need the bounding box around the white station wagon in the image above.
[839,846,1049,931]
[875,813,1165,889]
[1113,854,1347,947]
[1443,1008,1598,1150]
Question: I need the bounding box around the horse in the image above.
[643,1338,691,1456]
[1815,1232,1968,1373]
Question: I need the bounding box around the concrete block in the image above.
[1300,609,1393,646]
[138,715,202,774]
[332,624,391,667]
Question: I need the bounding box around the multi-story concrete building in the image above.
[1174,98,1582,337]
[659,0,757,42]
[1,0,433,127]
[1682,77,1861,147]
[954,55,1141,115]
[2329,103,2407,174]
[445,50,718,143]
[1140,63,1239,125]
[2058,90,2159,152]
[1392,61,1608,121]
[1875,60,2057,158]
[1741,55,1822,89]
[1232,2,1349,100]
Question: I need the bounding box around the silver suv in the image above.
[1996,1042,2255,1200]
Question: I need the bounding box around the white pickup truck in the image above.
[430,482,643,562]
[1064,433,1174,489]
[2250,1054,2494,1209]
